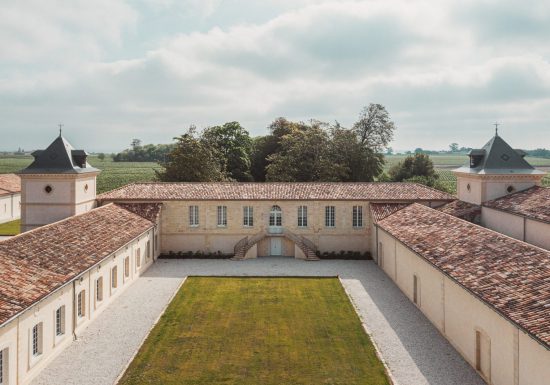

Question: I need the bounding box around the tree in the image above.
[131,139,142,150]
[250,135,278,182]
[389,153,436,182]
[353,104,395,152]
[156,127,225,182]
[404,175,451,193]
[202,122,253,181]
[449,143,459,152]
[386,147,394,155]
[266,124,346,182]
[97,153,105,161]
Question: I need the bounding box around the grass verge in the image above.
[0,219,20,235]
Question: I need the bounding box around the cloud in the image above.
[0,0,549,152]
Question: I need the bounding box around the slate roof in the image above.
[370,203,410,223]
[483,186,550,224]
[19,135,99,174]
[0,173,21,197]
[436,200,481,223]
[377,203,550,348]
[454,134,545,175]
[98,182,455,202]
[0,203,156,326]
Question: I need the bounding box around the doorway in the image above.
[270,238,282,256]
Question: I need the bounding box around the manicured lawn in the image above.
[118,277,389,385]
[0,219,20,235]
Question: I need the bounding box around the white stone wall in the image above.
[0,193,20,224]
[0,227,158,385]
[376,227,550,385]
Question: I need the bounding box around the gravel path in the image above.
[31,258,484,385]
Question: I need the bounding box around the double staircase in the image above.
[232,229,319,261]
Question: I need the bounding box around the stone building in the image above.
[0,174,21,225]
[0,132,549,385]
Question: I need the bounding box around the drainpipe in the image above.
[523,217,526,242]
[375,226,379,264]
[72,280,77,341]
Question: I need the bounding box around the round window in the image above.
[507,185,515,193]
[44,185,53,194]
[466,183,471,192]
[84,184,89,192]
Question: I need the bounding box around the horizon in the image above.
[1,0,549,152]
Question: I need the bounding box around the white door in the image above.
[270,238,282,256]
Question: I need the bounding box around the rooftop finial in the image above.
[494,122,499,136]
[58,123,64,137]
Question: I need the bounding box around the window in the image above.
[297,206,308,227]
[146,241,151,260]
[352,206,363,228]
[217,206,227,226]
[55,306,65,336]
[136,248,141,269]
[325,206,335,227]
[243,206,253,227]
[77,290,86,318]
[124,257,130,278]
[96,277,103,303]
[0,348,8,385]
[32,323,43,357]
[413,275,420,305]
[269,205,282,227]
[155,233,159,251]
[189,205,199,226]
[111,266,118,289]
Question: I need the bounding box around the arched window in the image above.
[269,205,282,227]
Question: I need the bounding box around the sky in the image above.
[1,0,549,153]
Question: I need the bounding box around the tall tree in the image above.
[202,122,253,181]
[353,104,395,152]
[156,127,225,182]
[266,124,346,182]
[250,135,278,182]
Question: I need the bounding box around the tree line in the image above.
[156,104,396,183]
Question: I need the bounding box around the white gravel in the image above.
[31,258,484,385]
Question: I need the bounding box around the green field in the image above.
[118,277,389,385]
[0,219,20,235]
[384,155,550,193]
[0,155,161,194]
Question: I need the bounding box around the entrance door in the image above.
[270,238,282,256]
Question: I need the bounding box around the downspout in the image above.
[523,217,526,242]
[375,226,379,264]
[72,280,77,341]
[16,316,20,385]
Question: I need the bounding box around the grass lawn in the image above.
[118,277,389,385]
[0,219,20,235]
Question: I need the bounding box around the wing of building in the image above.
[0,174,21,225]
[0,131,548,385]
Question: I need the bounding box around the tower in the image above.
[18,133,100,232]
[453,131,545,205]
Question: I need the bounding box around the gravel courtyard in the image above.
[31,258,484,385]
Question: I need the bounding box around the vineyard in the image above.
[0,155,161,194]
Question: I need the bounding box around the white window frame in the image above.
[124,257,130,280]
[0,347,8,385]
[111,266,118,290]
[55,306,65,337]
[77,290,86,318]
[31,323,43,357]
[243,206,253,227]
[297,206,308,227]
[352,205,363,228]
[189,205,199,227]
[96,277,104,305]
[146,240,151,260]
[325,206,335,227]
[217,206,227,227]
[135,248,141,270]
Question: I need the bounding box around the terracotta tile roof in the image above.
[370,203,410,223]
[0,173,21,196]
[115,203,162,223]
[377,203,550,348]
[0,204,156,326]
[437,200,481,223]
[483,186,550,224]
[98,182,455,202]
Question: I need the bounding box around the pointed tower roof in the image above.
[19,134,99,174]
[454,132,545,175]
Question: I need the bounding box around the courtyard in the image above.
[31,258,485,385]
[119,277,389,385]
